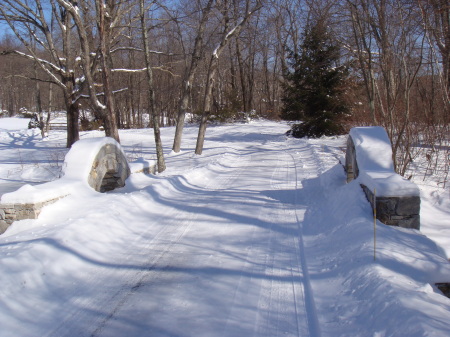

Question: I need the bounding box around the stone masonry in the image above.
[361,184,420,230]
[88,142,130,192]
[0,197,64,233]
[346,129,421,230]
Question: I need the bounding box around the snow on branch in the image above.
[76,87,129,102]
[226,17,245,40]
[57,0,79,15]
[111,67,180,76]
[0,50,64,74]
[112,88,129,94]
[212,1,263,59]
[111,68,147,73]
[0,50,65,88]
[111,47,176,56]
[111,47,145,53]
[213,18,244,58]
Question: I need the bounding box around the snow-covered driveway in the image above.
[52,140,320,337]
[0,123,324,337]
[2,120,450,337]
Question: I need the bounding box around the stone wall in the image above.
[0,197,64,233]
[346,127,421,230]
[361,185,420,230]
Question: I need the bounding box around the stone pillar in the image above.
[345,129,421,230]
[88,143,130,192]
[345,136,358,183]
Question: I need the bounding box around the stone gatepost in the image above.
[345,127,421,230]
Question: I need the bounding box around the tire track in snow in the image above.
[48,138,322,337]
[87,149,257,337]
[218,151,290,337]
[45,201,198,337]
[286,141,322,337]
[258,150,299,336]
[250,148,303,337]
[253,143,321,337]
[45,155,253,337]
[192,142,321,337]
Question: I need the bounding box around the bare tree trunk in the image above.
[140,0,165,173]
[66,101,80,148]
[347,0,378,124]
[45,83,53,135]
[418,0,450,121]
[172,0,215,153]
[195,0,262,155]
[235,38,248,112]
[98,0,120,143]
[33,60,45,138]
[195,58,217,155]
[55,0,121,142]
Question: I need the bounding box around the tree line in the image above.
[0,0,449,178]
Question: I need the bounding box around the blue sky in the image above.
[0,21,14,40]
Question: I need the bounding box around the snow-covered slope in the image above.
[0,118,449,336]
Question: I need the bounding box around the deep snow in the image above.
[0,118,450,336]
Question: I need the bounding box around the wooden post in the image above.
[374,188,377,261]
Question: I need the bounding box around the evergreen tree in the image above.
[281,21,349,138]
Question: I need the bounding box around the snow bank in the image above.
[0,117,30,131]
[128,157,156,174]
[349,127,420,197]
[304,163,450,336]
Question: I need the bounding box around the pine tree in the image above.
[281,21,349,138]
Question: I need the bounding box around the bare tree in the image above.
[0,0,85,147]
[418,0,450,93]
[172,0,215,153]
[195,0,263,155]
[346,0,378,124]
[55,0,136,143]
[344,0,428,172]
[416,0,450,122]
[97,0,120,141]
[140,0,166,172]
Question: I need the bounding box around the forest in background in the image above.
[0,0,449,178]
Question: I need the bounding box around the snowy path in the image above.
[2,121,450,337]
[39,140,320,337]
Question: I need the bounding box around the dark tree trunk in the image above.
[66,102,80,148]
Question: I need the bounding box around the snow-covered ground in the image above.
[0,117,450,336]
